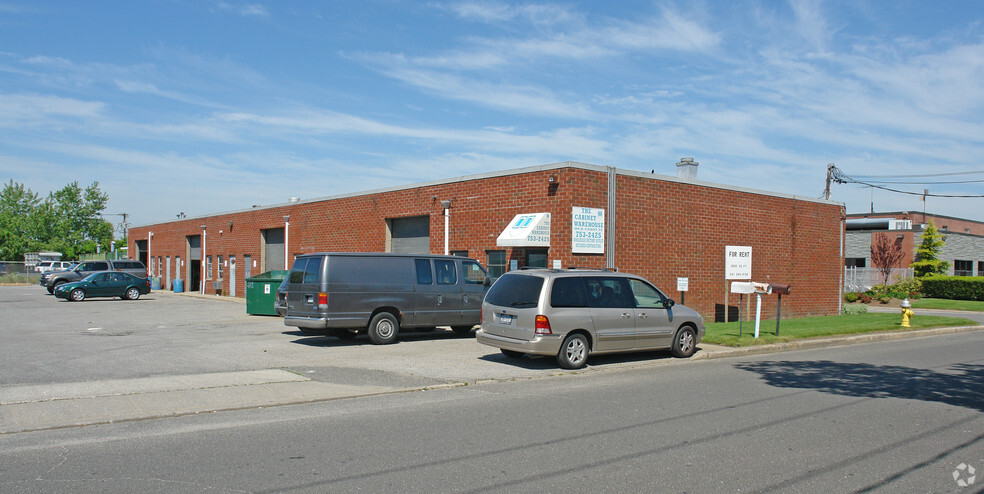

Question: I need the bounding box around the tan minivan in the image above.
[476,268,705,369]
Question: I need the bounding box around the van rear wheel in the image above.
[367,313,399,345]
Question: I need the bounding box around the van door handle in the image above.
[621,313,631,318]
[438,295,443,305]
[638,313,648,319]
[305,294,314,304]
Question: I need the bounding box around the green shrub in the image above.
[842,304,868,315]
[921,276,984,301]
[858,293,872,304]
[844,292,859,303]
[878,296,891,304]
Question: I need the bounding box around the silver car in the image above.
[476,269,705,369]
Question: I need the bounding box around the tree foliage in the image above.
[0,180,115,261]
[870,232,905,285]
[910,220,948,277]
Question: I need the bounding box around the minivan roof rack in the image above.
[566,266,617,272]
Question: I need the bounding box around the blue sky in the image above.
[2,0,984,231]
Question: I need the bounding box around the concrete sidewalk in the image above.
[2,324,981,435]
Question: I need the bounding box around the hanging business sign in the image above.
[572,207,605,254]
[725,245,752,279]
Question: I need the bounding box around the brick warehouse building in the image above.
[129,160,845,321]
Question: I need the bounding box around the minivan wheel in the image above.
[671,326,697,358]
[451,325,475,337]
[367,313,399,345]
[557,333,589,369]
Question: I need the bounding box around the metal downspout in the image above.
[607,166,616,269]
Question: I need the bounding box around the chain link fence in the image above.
[0,261,46,284]
[845,266,913,293]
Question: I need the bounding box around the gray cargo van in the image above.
[283,253,492,344]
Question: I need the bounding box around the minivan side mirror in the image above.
[484,277,492,287]
[664,299,676,308]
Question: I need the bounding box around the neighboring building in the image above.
[130,160,845,321]
[845,212,984,290]
[23,251,63,270]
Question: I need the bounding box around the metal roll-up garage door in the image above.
[263,227,285,272]
[390,216,430,254]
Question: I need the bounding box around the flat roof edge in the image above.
[133,161,841,228]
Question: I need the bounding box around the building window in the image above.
[979,261,984,276]
[486,250,506,279]
[525,248,548,268]
[218,255,224,279]
[450,250,468,257]
[206,256,213,280]
[845,258,866,268]
[954,260,973,277]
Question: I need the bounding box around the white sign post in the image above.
[677,277,689,305]
[571,207,605,254]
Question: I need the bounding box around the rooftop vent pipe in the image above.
[676,157,698,180]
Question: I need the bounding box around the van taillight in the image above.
[318,292,328,308]
[534,315,552,335]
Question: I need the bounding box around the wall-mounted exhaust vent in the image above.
[288,197,300,203]
[676,157,698,180]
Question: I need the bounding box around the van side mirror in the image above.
[664,299,676,308]
[484,277,492,287]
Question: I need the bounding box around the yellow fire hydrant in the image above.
[900,298,913,328]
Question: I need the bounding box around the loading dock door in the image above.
[263,228,285,272]
[187,235,201,292]
[390,216,430,254]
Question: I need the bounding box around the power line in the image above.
[823,164,984,199]
[851,170,984,179]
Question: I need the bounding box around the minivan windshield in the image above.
[485,274,544,308]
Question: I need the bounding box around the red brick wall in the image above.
[131,165,844,319]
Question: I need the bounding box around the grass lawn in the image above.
[703,313,978,347]
[911,298,984,311]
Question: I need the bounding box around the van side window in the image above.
[629,279,666,308]
[414,259,432,285]
[462,261,487,284]
[584,277,635,308]
[435,260,457,285]
[303,257,321,283]
[551,277,589,307]
[288,258,308,283]
[93,262,109,271]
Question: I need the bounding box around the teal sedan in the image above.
[53,271,151,302]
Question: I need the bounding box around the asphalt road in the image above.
[1,327,981,492]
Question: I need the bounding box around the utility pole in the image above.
[824,163,835,200]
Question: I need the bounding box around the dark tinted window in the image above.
[435,260,457,285]
[462,261,488,284]
[303,257,321,283]
[584,277,635,308]
[414,259,432,285]
[550,277,589,307]
[485,274,544,308]
[92,262,109,271]
[288,258,309,283]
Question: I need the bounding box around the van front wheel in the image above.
[367,313,399,345]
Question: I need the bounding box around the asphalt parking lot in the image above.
[2,284,981,433]
[0,285,702,432]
